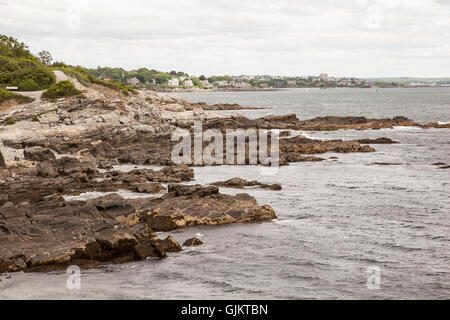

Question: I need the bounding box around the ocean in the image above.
[1,88,449,299]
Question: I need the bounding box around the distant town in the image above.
[85,66,450,91]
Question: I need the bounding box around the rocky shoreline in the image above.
[1,81,449,275]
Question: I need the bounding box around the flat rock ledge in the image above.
[0,184,276,274]
[141,185,277,232]
[212,178,282,190]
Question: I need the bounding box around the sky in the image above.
[1,0,450,77]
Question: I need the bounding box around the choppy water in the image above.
[1,88,449,300]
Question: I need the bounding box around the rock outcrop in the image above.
[0,199,174,274]
[356,138,399,144]
[193,102,262,110]
[183,238,204,247]
[212,178,282,190]
[24,146,56,162]
[140,185,277,232]
[0,151,5,168]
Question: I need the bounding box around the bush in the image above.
[0,88,34,105]
[0,56,56,91]
[42,81,82,99]
[6,118,16,125]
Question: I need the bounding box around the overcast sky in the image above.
[1,0,450,77]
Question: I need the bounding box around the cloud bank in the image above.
[1,0,449,77]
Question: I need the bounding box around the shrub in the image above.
[6,118,16,125]
[0,56,56,91]
[42,80,82,99]
[0,88,34,105]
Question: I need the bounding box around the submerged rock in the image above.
[183,238,204,247]
[212,178,282,190]
[356,138,399,144]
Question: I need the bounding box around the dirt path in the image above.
[6,71,86,109]
[53,70,86,90]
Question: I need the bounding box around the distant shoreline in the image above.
[146,85,450,93]
[147,87,280,93]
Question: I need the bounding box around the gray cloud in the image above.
[1,0,449,77]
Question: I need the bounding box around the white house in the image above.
[168,78,180,86]
[215,81,229,87]
[184,79,194,87]
[201,80,213,88]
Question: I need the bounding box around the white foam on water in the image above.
[63,189,158,201]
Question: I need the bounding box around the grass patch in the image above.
[87,74,136,95]
[53,65,136,95]
[42,80,82,99]
[0,88,34,105]
[53,65,91,87]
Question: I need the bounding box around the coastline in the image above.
[1,80,449,275]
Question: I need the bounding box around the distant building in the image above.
[320,73,329,82]
[215,81,229,87]
[184,79,194,87]
[201,80,213,88]
[287,80,297,87]
[233,82,251,88]
[168,78,180,86]
[127,77,140,85]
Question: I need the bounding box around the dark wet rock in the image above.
[141,185,277,232]
[183,238,204,247]
[135,183,166,194]
[280,136,375,163]
[357,138,399,144]
[369,162,402,166]
[438,165,450,169]
[133,240,162,259]
[86,193,137,220]
[296,116,418,131]
[432,162,446,166]
[24,147,56,162]
[155,236,182,253]
[196,114,420,132]
[422,122,450,129]
[90,142,114,158]
[0,151,6,168]
[37,157,97,178]
[0,200,164,273]
[195,102,262,110]
[167,184,219,197]
[212,178,282,190]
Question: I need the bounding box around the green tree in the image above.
[191,77,203,88]
[37,50,53,66]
